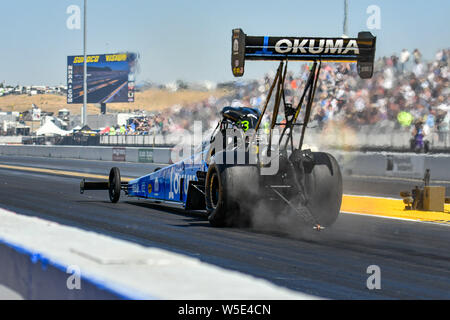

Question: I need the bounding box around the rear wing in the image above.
[231,28,376,79]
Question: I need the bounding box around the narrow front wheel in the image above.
[108,167,121,203]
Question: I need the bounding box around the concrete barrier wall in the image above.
[0,208,312,300]
[0,240,123,299]
[330,150,450,181]
[0,145,173,164]
[424,155,450,181]
[0,136,23,144]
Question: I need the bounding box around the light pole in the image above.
[82,0,87,126]
[343,0,348,37]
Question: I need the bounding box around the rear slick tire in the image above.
[303,152,343,227]
[205,163,229,227]
[205,163,259,227]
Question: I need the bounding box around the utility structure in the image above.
[400,169,450,212]
[343,0,349,37]
[82,0,87,126]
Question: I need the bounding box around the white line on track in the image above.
[341,211,450,227]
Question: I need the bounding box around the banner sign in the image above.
[67,53,137,104]
[112,147,126,162]
[138,149,154,163]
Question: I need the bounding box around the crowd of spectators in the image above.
[107,48,449,141]
[310,48,449,134]
[234,48,449,139]
[104,95,222,136]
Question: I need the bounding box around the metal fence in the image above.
[100,134,179,147]
[8,129,450,152]
[22,135,100,146]
[99,128,450,152]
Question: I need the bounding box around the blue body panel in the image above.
[127,149,209,207]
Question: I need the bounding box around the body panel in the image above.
[127,149,208,206]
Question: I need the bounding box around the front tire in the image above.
[108,167,121,203]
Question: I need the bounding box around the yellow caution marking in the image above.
[0,164,133,182]
[342,195,450,225]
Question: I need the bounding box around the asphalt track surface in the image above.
[0,155,449,299]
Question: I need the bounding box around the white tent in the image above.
[36,118,71,136]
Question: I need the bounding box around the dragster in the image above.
[80,28,376,228]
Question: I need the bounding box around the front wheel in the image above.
[108,167,121,203]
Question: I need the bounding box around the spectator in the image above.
[399,49,411,73]
[413,49,422,64]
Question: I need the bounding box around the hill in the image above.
[0,88,229,115]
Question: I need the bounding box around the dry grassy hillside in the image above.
[0,88,229,115]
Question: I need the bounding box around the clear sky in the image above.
[1,0,449,86]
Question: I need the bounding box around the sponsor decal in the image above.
[233,67,242,74]
[72,55,100,64]
[274,38,359,55]
[233,39,239,53]
[67,65,73,103]
[112,147,126,161]
[105,54,127,62]
[138,149,153,163]
[386,155,425,178]
[154,178,159,192]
